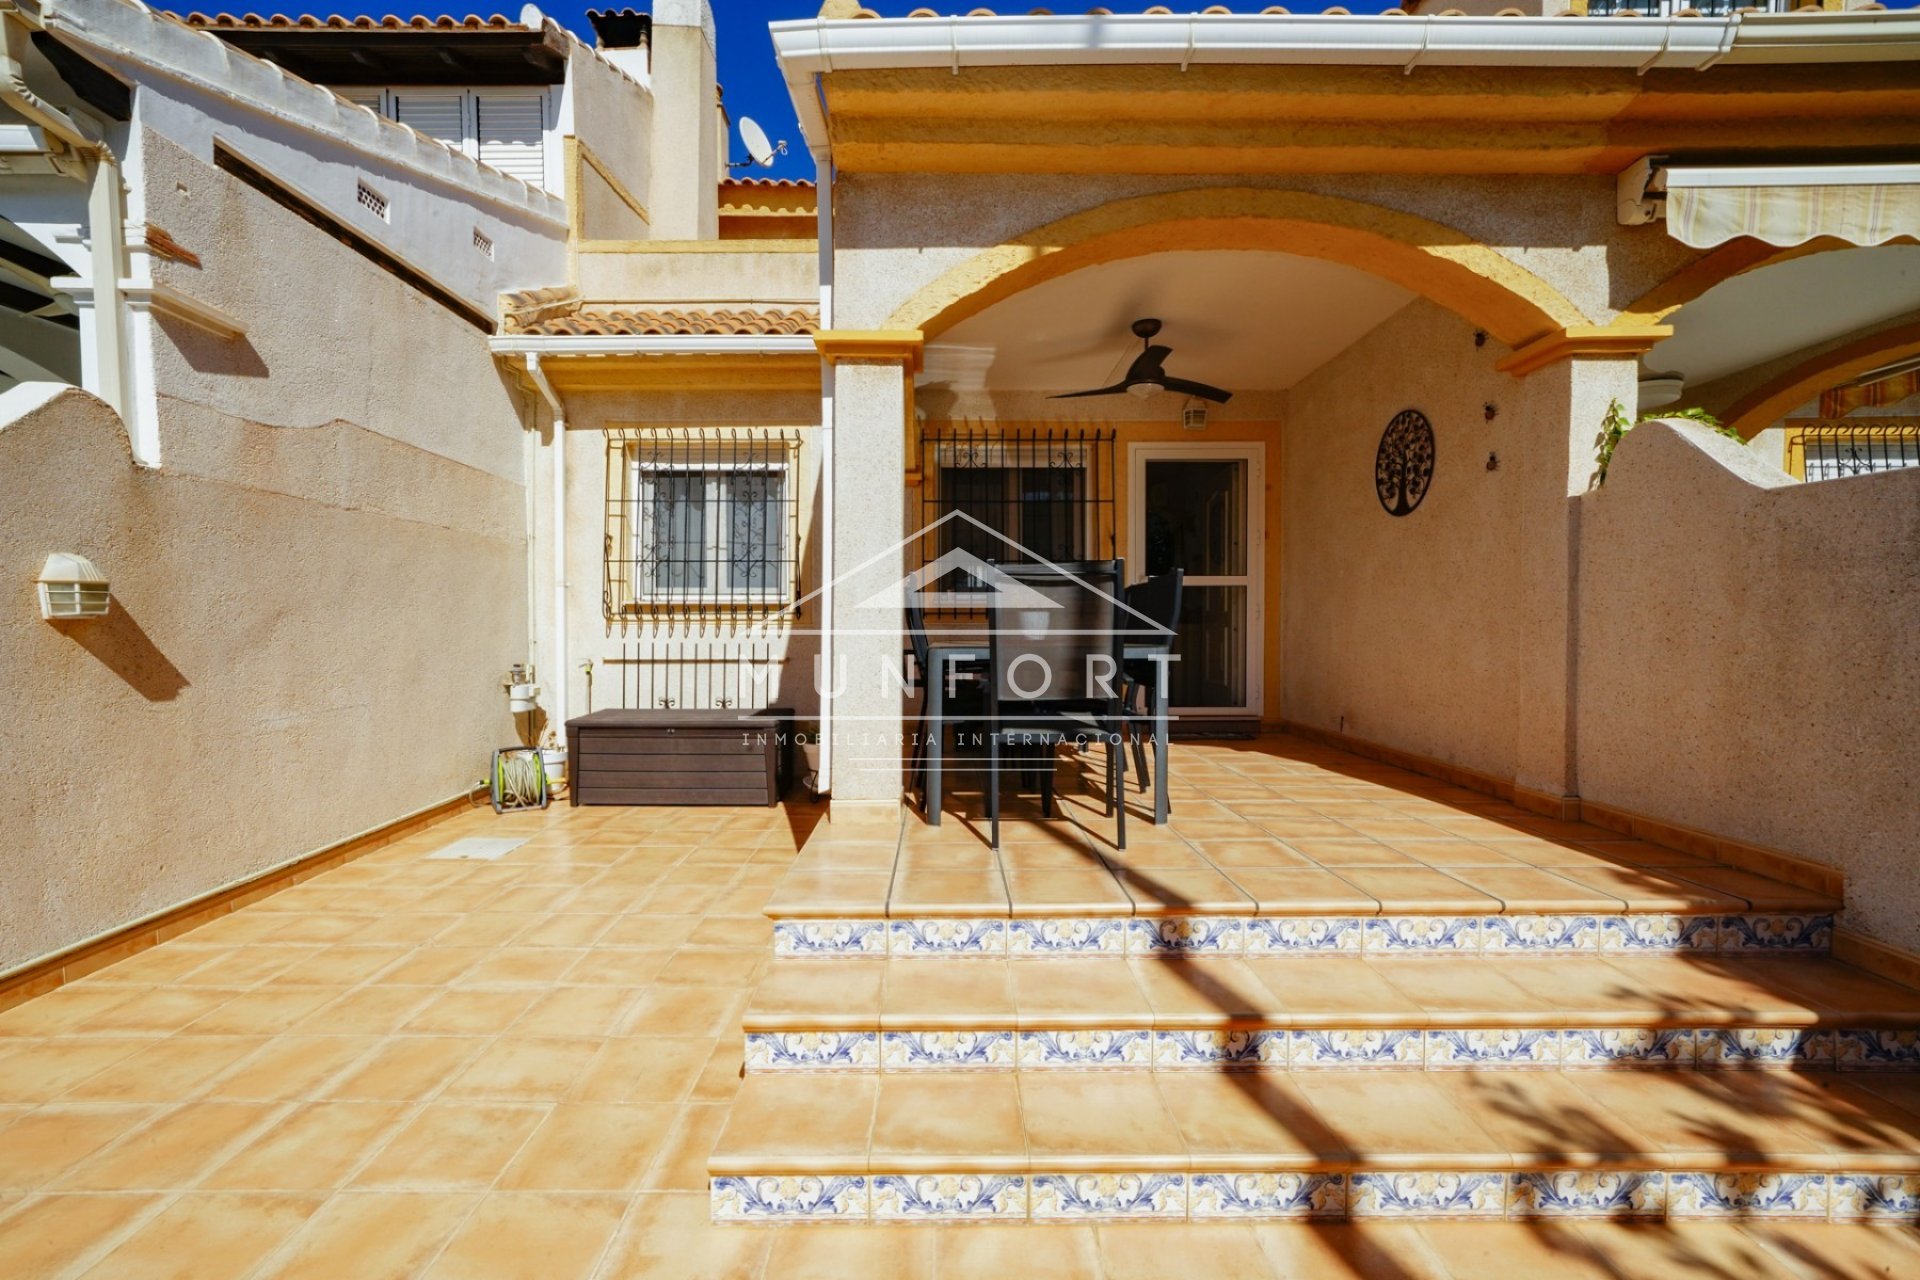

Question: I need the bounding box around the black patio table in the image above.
[916,640,1172,828]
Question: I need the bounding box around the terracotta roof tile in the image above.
[179,13,529,32]
[513,306,820,338]
[725,177,816,190]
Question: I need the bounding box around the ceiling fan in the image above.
[1050,317,1232,404]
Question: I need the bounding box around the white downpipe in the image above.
[814,130,835,799]
[525,354,569,727]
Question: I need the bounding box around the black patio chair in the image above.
[984,560,1128,851]
[905,597,982,813]
[1121,568,1184,800]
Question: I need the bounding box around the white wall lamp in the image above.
[36,552,110,620]
[1181,398,1209,432]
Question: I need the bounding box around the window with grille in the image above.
[917,424,1117,612]
[1788,422,1920,482]
[605,429,801,619]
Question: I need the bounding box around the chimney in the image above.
[585,7,651,85]
[647,0,719,240]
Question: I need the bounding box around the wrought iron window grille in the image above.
[1789,422,1920,483]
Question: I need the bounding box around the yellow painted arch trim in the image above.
[885,188,1591,351]
[1610,236,1920,333]
[1722,319,1920,443]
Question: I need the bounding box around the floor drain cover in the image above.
[425,837,530,862]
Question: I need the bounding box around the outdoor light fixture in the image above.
[1182,399,1209,431]
[36,553,109,620]
[1638,373,1686,412]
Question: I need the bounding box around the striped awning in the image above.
[1665,163,1920,251]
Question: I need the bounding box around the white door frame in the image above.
[1126,440,1266,719]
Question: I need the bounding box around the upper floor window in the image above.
[339,87,550,191]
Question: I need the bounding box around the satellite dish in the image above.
[734,117,784,170]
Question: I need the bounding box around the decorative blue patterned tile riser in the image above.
[714,1168,1920,1224]
[767,913,1834,957]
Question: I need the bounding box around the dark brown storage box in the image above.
[564,709,793,807]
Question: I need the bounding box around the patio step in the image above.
[708,1067,1920,1224]
[765,804,1842,959]
[741,952,1920,1073]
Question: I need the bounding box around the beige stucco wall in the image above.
[0,131,532,975]
[1577,420,1920,951]
[572,245,818,307]
[567,42,654,242]
[1281,298,1634,793]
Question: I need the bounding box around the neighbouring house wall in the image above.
[0,126,532,975]
[1577,421,1920,951]
[566,42,654,242]
[0,384,525,974]
[1281,299,1634,791]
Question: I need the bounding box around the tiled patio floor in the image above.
[0,736,1915,1277]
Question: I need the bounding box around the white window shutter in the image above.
[391,91,466,151]
[337,88,384,114]
[475,91,547,189]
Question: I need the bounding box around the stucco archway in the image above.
[885,187,1592,350]
[1610,236,1919,333]
[1722,318,1920,441]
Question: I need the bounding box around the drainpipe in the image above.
[525,353,570,727]
[813,134,835,798]
[1,7,131,449]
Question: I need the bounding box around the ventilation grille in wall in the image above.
[355,180,389,220]
[472,227,493,258]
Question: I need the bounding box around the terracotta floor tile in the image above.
[1252,1222,1454,1280]
[507,986,639,1038]
[1572,1221,1785,1278]
[1448,1071,1655,1162]
[1415,1220,1617,1279]
[458,948,590,988]
[1287,1073,1507,1168]
[656,948,763,987]
[321,1037,487,1102]
[1284,838,1424,868]
[1099,843,1214,872]
[763,1223,936,1280]
[56,1101,277,1191]
[881,960,1016,1029]
[1766,958,1920,1020]
[1593,955,1825,1023]
[1243,956,1425,1026]
[292,986,437,1035]
[273,944,414,988]
[0,1191,163,1277]
[402,989,543,1035]
[1740,1222,1920,1278]
[561,948,675,988]
[1020,1073,1186,1170]
[598,1192,770,1280]
[1095,1222,1280,1279]
[1383,839,1528,868]
[872,1073,1025,1172]
[1223,868,1381,915]
[74,987,238,1034]
[570,1036,714,1104]
[0,1038,151,1103]
[202,1101,410,1191]
[1130,957,1279,1028]
[1113,867,1254,914]
[180,987,340,1036]
[62,1036,268,1103]
[1443,865,1626,913]
[1556,1071,1831,1165]
[0,986,147,1037]
[1331,867,1502,914]
[764,871,893,918]
[351,1102,548,1190]
[1159,1073,1348,1167]
[1004,868,1134,916]
[420,1191,626,1280]
[1191,839,1316,870]
[888,867,1008,916]
[641,1103,729,1192]
[998,841,1108,872]
[67,1192,316,1280]
[254,1190,480,1280]
[439,1036,603,1101]
[687,915,774,948]
[1576,839,1719,869]
[710,1074,876,1174]
[936,1223,1102,1280]
[1013,959,1153,1029]
[619,984,748,1038]
[496,1103,676,1191]
[0,1104,157,1190]
[1672,865,1843,912]
[1549,865,1744,914]
[745,961,884,1031]
[205,1035,377,1101]
[1365,957,1543,1025]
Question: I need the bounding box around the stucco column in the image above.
[825,355,912,804]
[1509,354,1640,810]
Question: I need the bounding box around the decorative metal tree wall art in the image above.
[1375,409,1436,517]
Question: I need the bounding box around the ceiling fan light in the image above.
[1128,380,1162,398]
